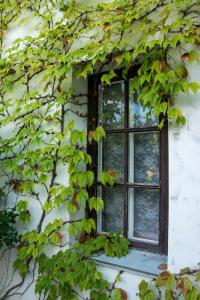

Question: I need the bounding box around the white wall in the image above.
[1,3,200,300]
[168,62,200,273]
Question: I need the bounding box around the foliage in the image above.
[35,235,129,300]
[0,208,19,249]
[138,266,200,300]
[0,0,200,299]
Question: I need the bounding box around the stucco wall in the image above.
[1,3,200,300]
[168,62,200,273]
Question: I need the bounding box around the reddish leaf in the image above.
[158,263,168,270]
[57,84,62,93]
[181,52,189,61]
[72,191,80,209]
[57,232,62,242]
[12,180,22,193]
[79,234,91,244]
[88,130,95,141]
[120,289,128,300]
[116,8,122,15]
[182,67,188,80]
[160,60,168,70]
[160,271,170,280]
[107,169,117,177]
[195,39,200,46]
[103,22,110,32]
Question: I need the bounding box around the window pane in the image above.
[129,79,158,128]
[128,132,160,185]
[99,81,125,129]
[97,186,124,233]
[128,188,160,243]
[98,133,125,182]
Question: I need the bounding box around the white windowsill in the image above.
[92,249,167,276]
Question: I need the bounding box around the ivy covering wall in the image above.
[0,0,200,299]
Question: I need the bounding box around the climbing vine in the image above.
[0,0,200,299]
[139,266,200,300]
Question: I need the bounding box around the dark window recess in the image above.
[87,69,168,254]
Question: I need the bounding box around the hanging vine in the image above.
[0,0,200,299]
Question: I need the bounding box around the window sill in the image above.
[92,249,167,276]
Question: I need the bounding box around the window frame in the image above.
[87,67,168,254]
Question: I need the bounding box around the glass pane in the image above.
[128,188,160,243]
[129,79,158,128]
[98,133,125,182]
[98,81,125,129]
[129,132,160,185]
[97,186,124,233]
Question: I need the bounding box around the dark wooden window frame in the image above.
[87,67,168,254]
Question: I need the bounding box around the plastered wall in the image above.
[1,3,200,299]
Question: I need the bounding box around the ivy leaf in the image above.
[113,288,122,300]
[99,170,117,186]
[16,200,28,212]
[68,222,82,237]
[88,126,106,143]
[81,218,96,234]
[19,210,31,223]
[86,171,94,187]
[139,280,148,293]
[165,289,175,300]
[185,287,199,300]
[50,232,59,245]
[176,278,192,295]
[89,197,104,212]
[77,189,88,204]
[67,201,78,214]
[72,191,80,210]
[101,70,116,85]
[189,82,200,93]
[188,50,199,63]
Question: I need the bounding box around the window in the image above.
[88,68,168,254]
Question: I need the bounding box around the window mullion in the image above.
[124,80,129,237]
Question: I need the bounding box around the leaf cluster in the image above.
[0,208,19,249]
[138,267,200,300]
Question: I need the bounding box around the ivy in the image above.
[0,0,200,299]
[138,267,200,300]
[0,208,19,249]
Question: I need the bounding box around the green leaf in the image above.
[86,171,94,187]
[139,280,148,293]
[188,50,199,63]
[67,201,77,214]
[89,197,104,212]
[68,222,81,237]
[81,218,96,234]
[113,288,122,300]
[16,200,28,212]
[101,70,116,85]
[189,82,200,93]
[77,189,88,204]
[19,210,31,223]
[50,232,59,245]
[185,287,199,300]
[165,290,174,300]
[99,170,116,186]
[89,126,106,143]
[43,201,54,213]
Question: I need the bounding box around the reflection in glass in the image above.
[128,188,159,243]
[97,186,124,233]
[129,132,160,184]
[98,133,125,182]
[98,81,125,129]
[129,79,158,128]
